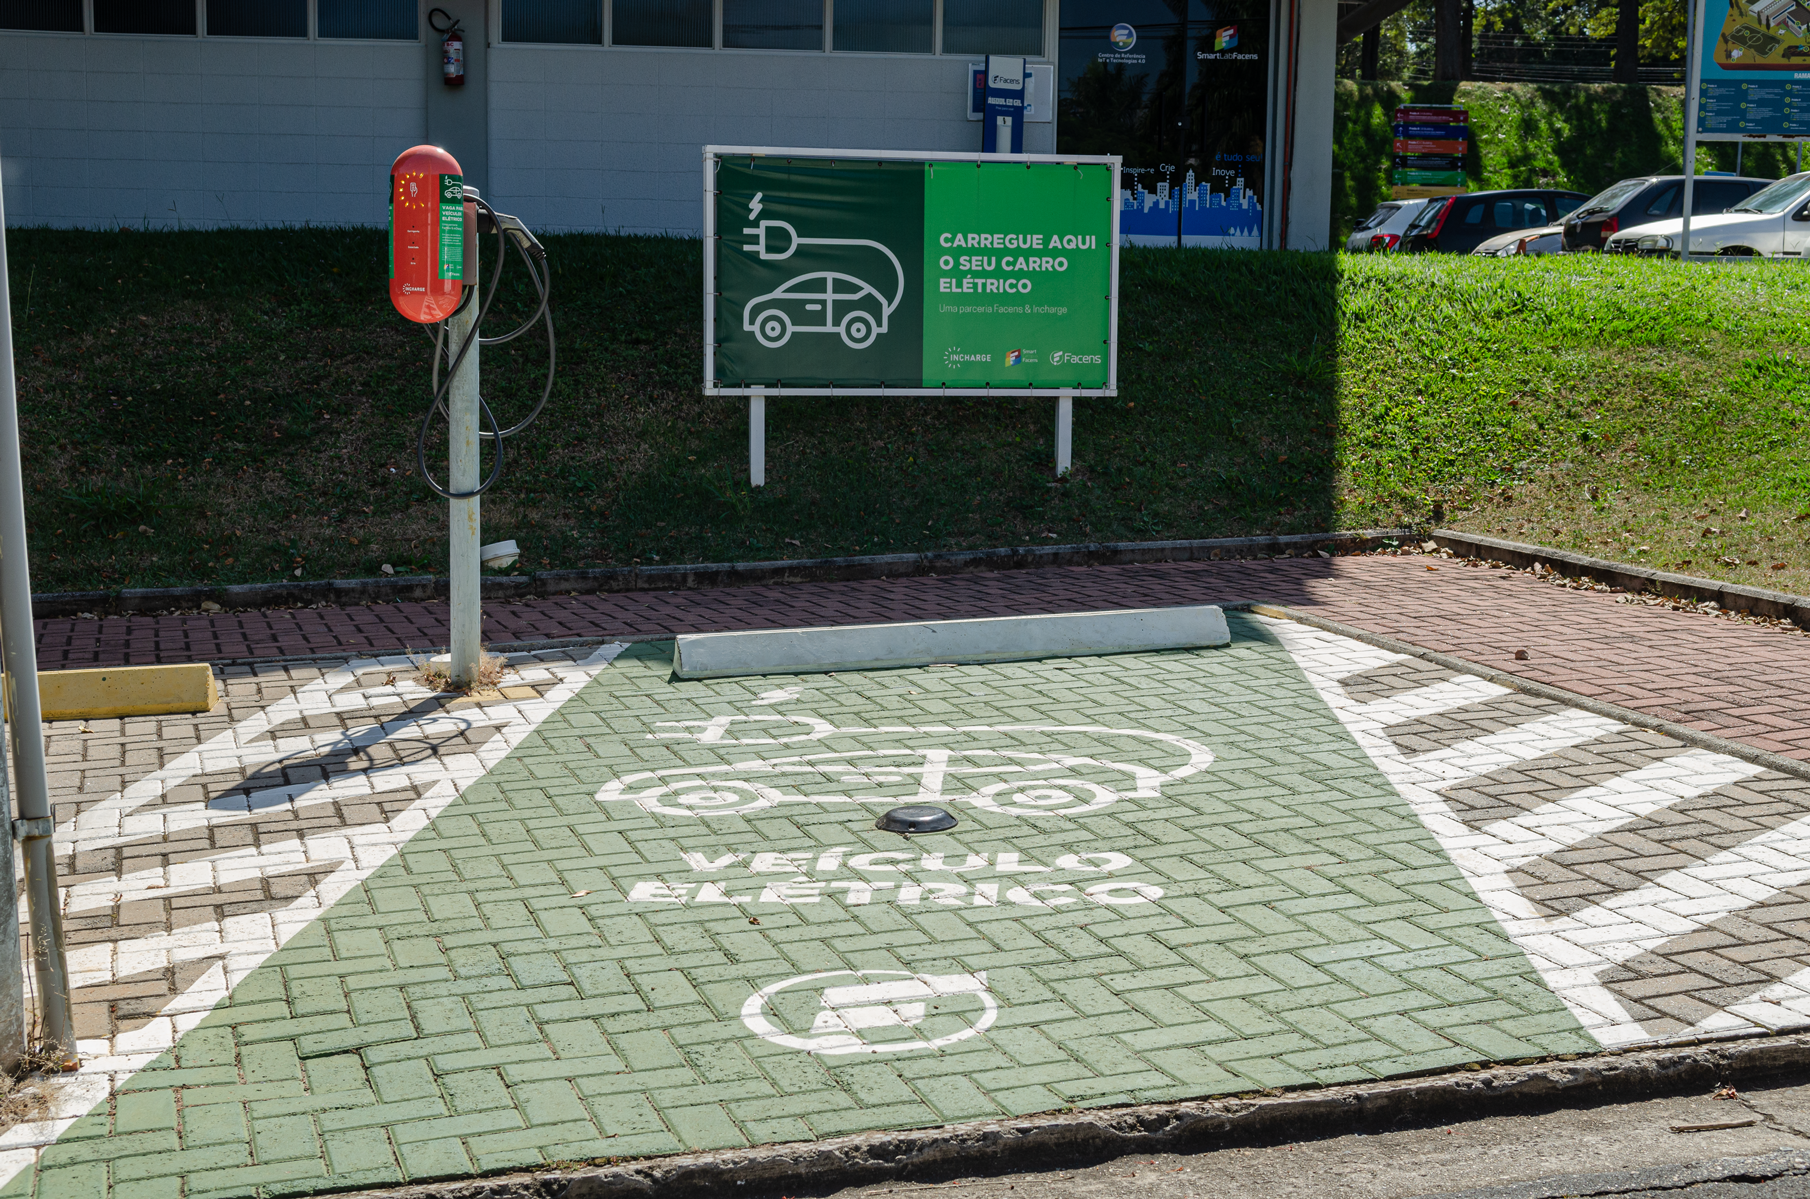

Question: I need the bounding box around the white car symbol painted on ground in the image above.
[593,715,1215,817]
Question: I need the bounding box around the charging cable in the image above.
[415,190,556,500]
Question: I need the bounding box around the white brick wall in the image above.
[487,44,1055,236]
[0,32,423,229]
[0,29,1051,234]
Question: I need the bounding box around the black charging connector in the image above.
[414,190,556,501]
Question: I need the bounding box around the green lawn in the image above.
[11,228,1810,596]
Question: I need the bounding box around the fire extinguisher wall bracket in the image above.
[429,7,465,87]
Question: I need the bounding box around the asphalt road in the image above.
[816,1076,1810,1199]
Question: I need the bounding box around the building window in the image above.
[942,0,1042,55]
[612,0,711,46]
[207,0,306,37]
[833,0,930,52]
[505,0,602,43]
[0,0,81,31]
[317,0,418,39]
[94,0,195,34]
[723,0,822,50]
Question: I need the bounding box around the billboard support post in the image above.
[750,392,766,488]
[1681,0,1704,261]
[1056,392,1073,477]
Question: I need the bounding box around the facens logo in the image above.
[1049,350,1103,365]
[1110,22,1136,49]
[1215,24,1237,50]
[942,347,993,369]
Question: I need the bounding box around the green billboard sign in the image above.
[704,148,1120,397]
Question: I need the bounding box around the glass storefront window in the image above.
[208,0,307,37]
[505,0,603,42]
[613,0,712,46]
[317,0,418,38]
[1059,0,1268,248]
[0,0,81,31]
[94,0,195,34]
[943,0,1042,55]
[723,0,823,50]
[834,0,931,53]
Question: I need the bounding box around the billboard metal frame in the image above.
[702,145,1121,400]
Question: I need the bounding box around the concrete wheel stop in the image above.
[670,604,1232,679]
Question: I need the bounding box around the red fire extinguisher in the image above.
[430,8,465,86]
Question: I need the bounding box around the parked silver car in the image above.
[1345,198,1427,252]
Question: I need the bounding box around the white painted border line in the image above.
[671,605,1231,679]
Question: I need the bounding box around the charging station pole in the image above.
[447,207,481,688]
[0,184,69,1067]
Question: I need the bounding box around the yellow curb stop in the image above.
[22,663,220,722]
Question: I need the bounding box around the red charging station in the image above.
[389,145,465,324]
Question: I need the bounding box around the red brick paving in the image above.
[33,554,1810,762]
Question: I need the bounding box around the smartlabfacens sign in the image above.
[704,147,1120,397]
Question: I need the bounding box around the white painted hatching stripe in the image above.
[1267,616,1657,1046]
[0,646,626,1192]
[1402,710,1629,793]
[1272,614,1810,1049]
[1347,674,1512,728]
[1470,749,1764,867]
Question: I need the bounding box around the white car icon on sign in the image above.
[745,271,889,350]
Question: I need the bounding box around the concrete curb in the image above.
[332,1033,1810,1199]
[1242,601,1810,785]
[27,529,1411,619]
[1430,528,1810,627]
[671,605,1232,679]
[1409,1148,1810,1199]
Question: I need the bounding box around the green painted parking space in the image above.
[7,614,1594,1199]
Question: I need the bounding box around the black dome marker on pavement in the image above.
[876,805,957,834]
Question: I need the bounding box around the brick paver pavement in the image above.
[6,611,1810,1197]
[34,554,1810,763]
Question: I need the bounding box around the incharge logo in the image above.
[943,347,993,369]
[1050,350,1102,365]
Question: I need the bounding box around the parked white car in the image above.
[1471,224,1565,257]
[1605,172,1810,257]
[1345,198,1427,252]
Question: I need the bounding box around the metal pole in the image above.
[0,189,71,1067]
[1055,391,1073,476]
[749,392,765,487]
[1680,0,1706,262]
[0,724,22,1072]
[447,211,481,688]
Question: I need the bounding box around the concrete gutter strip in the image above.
[671,605,1232,679]
[1243,602,1810,787]
[27,529,1411,619]
[1409,1149,1810,1199]
[344,1033,1810,1199]
[1430,528,1810,626]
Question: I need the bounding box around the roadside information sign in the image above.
[703,147,1120,397]
[1694,0,1810,138]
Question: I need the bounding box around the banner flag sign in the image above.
[1695,0,1810,137]
[703,147,1120,398]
